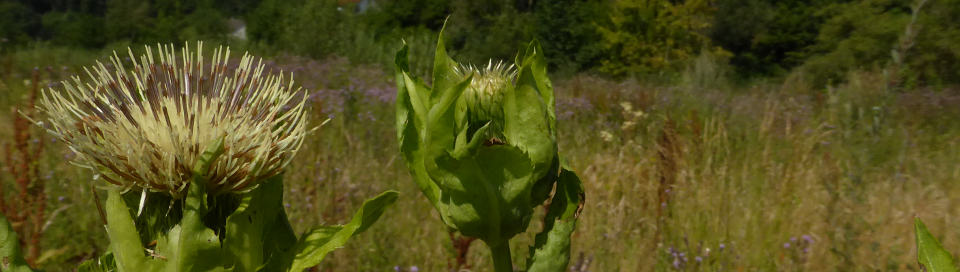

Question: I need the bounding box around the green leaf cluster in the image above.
[800,0,960,86]
[395,27,585,271]
[710,0,831,77]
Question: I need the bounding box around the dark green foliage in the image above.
[903,0,960,85]
[445,1,533,64]
[178,5,230,42]
[362,0,450,34]
[244,0,284,43]
[4,0,960,87]
[0,1,41,46]
[246,0,392,64]
[104,0,151,42]
[797,0,960,86]
[800,0,911,86]
[594,0,726,77]
[711,0,833,77]
[146,0,229,43]
[531,0,604,75]
[266,0,354,58]
[41,11,106,48]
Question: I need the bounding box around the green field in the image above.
[3,0,960,270]
[1,44,959,271]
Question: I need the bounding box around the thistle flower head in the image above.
[453,60,516,139]
[37,42,310,198]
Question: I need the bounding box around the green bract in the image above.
[396,28,584,271]
[453,60,516,141]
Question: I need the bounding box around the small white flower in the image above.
[600,130,615,142]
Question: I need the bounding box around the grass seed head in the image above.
[36,42,310,198]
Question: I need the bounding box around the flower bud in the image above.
[396,34,559,246]
[454,61,516,142]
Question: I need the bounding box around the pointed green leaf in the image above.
[0,214,34,272]
[396,43,440,206]
[431,21,460,104]
[222,175,285,271]
[527,167,584,272]
[508,41,557,184]
[521,40,555,129]
[426,74,471,138]
[422,75,472,196]
[164,141,229,272]
[148,139,230,271]
[193,138,225,179]
[451,120,491,160]
[288,191,399,271]
[395,42,410,74]
[505,66,556,179]
[916,218,958,272]
[401,71,429,131]
[105,189,157,272]
[258,209,298,271]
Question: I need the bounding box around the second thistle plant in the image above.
[396,28,585,271]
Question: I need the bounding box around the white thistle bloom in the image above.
[37,42,310,198]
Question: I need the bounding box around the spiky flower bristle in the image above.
[37,42,310,198]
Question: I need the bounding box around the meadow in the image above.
[1,43,959,271]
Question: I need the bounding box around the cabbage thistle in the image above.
[2,42,398,272]
[396,29,585,272]
[37,42,308,198]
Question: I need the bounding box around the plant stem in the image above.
[489,241,513,272]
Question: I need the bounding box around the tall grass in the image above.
[2,45,960,271]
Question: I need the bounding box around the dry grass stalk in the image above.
[655,117,681,244]
[2,68,47,265]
